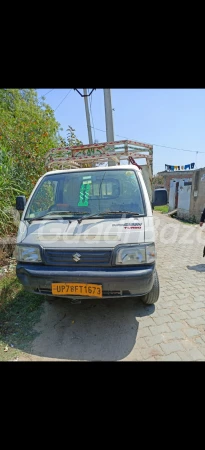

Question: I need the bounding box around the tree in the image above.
[65,125,93,169]
[0,89,73,234]
[0,89,62,197]
[152,174,164,188]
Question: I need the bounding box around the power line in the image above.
[43,89,55,97]
[90,126,205,154]
[54,89,72,112]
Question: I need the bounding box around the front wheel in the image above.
[141,269,160,305]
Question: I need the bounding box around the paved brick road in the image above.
[126,212,205,361]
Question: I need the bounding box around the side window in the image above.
[29,180,57,214]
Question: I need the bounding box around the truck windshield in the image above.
[25,169,145,220]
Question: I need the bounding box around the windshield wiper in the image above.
[26,210,141,224]
[78,210,141,224]
[25,211,85,222]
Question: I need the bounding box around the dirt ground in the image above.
[18,296,149,361]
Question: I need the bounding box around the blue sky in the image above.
[36,89,205,175]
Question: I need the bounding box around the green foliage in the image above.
[0,89,60,195]
[67,125,83,147]
[0,151,24,234]
[0,89,82,235]
[65,125,93,169]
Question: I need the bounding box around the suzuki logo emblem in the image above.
[73,252,81,262]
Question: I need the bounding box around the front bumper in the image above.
[16,263,156,299]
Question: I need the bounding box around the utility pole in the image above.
[103,89,116,166]
[195,151,198,169]
[83,88,93,145]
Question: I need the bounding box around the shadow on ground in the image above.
[187,264,205,272]
[23,297,155,361]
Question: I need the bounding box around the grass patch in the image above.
[0,271,44,361]
[154,205,169,213]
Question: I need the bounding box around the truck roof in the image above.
[43,164,141,177]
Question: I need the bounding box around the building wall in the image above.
[189,168,205,222]
[159,171,194,194]
[169,178,192,213]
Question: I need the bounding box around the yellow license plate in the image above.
[52,283,102,298]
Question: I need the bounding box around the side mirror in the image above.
[16,195,26,211]
[153,189,168,206]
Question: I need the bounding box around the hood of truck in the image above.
[17,216,154,248]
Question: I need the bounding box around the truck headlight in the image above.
[115,244,155,265]
[16,246,42,262]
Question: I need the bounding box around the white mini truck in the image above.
[15,140,167,304]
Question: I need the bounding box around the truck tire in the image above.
[141,269,160,305]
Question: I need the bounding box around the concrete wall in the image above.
[169,178,192,214]
[177,179,192,220]
[189,168,205,222]
[169,180,177,210]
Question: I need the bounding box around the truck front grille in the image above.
[43,249,112,267]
